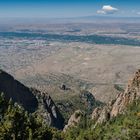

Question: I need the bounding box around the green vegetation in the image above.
[0,93,62,140]
[0,32,140,46]
[64,99,140,140]
[55,90,103,123]
[0,91,139,140]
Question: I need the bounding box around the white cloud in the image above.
[97,5,118,15]
[137,12,140,15]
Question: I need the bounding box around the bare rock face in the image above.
[41,93,65,129]
[91,107,102,120]
[64,110,83,131]
[96,106,111,124]
[92,105,112,126]
[111,69,140,117]
[0,69,38,112]
[92,69,140,125]
[31,89,65,130]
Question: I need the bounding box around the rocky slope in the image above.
[31,88,64,129]
[64,110,84,131]
[0,69,64,129]
[92,69,140,125]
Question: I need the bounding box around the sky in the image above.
[0,0,140,18]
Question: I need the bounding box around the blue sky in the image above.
[0,0,140,18]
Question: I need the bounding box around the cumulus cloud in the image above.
[97,5,118,14]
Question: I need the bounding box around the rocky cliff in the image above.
[92,69,140,125]
[0,69,64,129]
[31,89,64,130]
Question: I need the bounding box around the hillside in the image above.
[0,69,38,112]
[64,98,140,140]
[0,93,63,140]
[0,69,64,129]
[64,70,140,139]
[0,69,140,139]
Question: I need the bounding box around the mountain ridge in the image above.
[92,69,140,125]
[0,69,38,112]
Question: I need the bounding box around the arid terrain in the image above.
[1,0,140,138]
[0,22,140,107]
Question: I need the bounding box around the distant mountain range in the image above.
[0,16,140,24]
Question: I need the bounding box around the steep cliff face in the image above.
[31,89,65,130]
[0,69,38,112]
[92,69,140,125]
